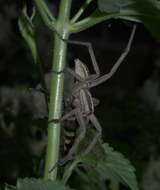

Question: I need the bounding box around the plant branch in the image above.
[62,160,80,184]
[19,7,49,109]
[70,0,94,24]
[70,9,117,33]
[34,0,56,28]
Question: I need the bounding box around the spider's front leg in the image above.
[90,24,137,88]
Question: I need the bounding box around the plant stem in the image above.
[34,0,56,24]
[44,0,72,180]
[62,160,80,184]
[70,0,94,24]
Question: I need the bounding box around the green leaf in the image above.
[98,0,134,13]
[77,142,139,190]
[75,168,107,190]
[16,178,76,190]
[98,143,139,190]
[98,0,160,14]
[18,6,38,62]
[98,0,160,38]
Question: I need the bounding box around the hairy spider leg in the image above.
[50,111,102,171]
[53,24,136,86]
[67,113,102,161]
[61,24,136,94]
[90,24,136,88]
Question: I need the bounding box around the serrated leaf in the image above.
[18,6,38,62]
[97,0,160,38]
[97,143,139,190]
[78,143,139,190]
[17,178,76,190]
[76,167,107,190]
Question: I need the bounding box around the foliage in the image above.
[67,139,139,190]
[4,140,138,190]
[5,178,75,190]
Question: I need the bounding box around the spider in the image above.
[49,24,136,171]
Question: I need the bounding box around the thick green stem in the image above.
[44,0,72,180]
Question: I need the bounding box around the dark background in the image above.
[0,0,160,189]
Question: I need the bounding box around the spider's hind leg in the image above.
[49,108,87,171]
[71,113,102,160]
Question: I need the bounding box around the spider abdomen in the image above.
[63,119,78,154]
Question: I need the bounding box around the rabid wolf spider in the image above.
[49,24,136,171]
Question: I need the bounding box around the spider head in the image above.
[75,59,90,80]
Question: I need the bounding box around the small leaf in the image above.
[18,6,38,62]
[17,178,76,190]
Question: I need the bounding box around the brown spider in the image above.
[49,24,136,171]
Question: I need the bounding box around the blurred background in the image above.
[0,0,160,189]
